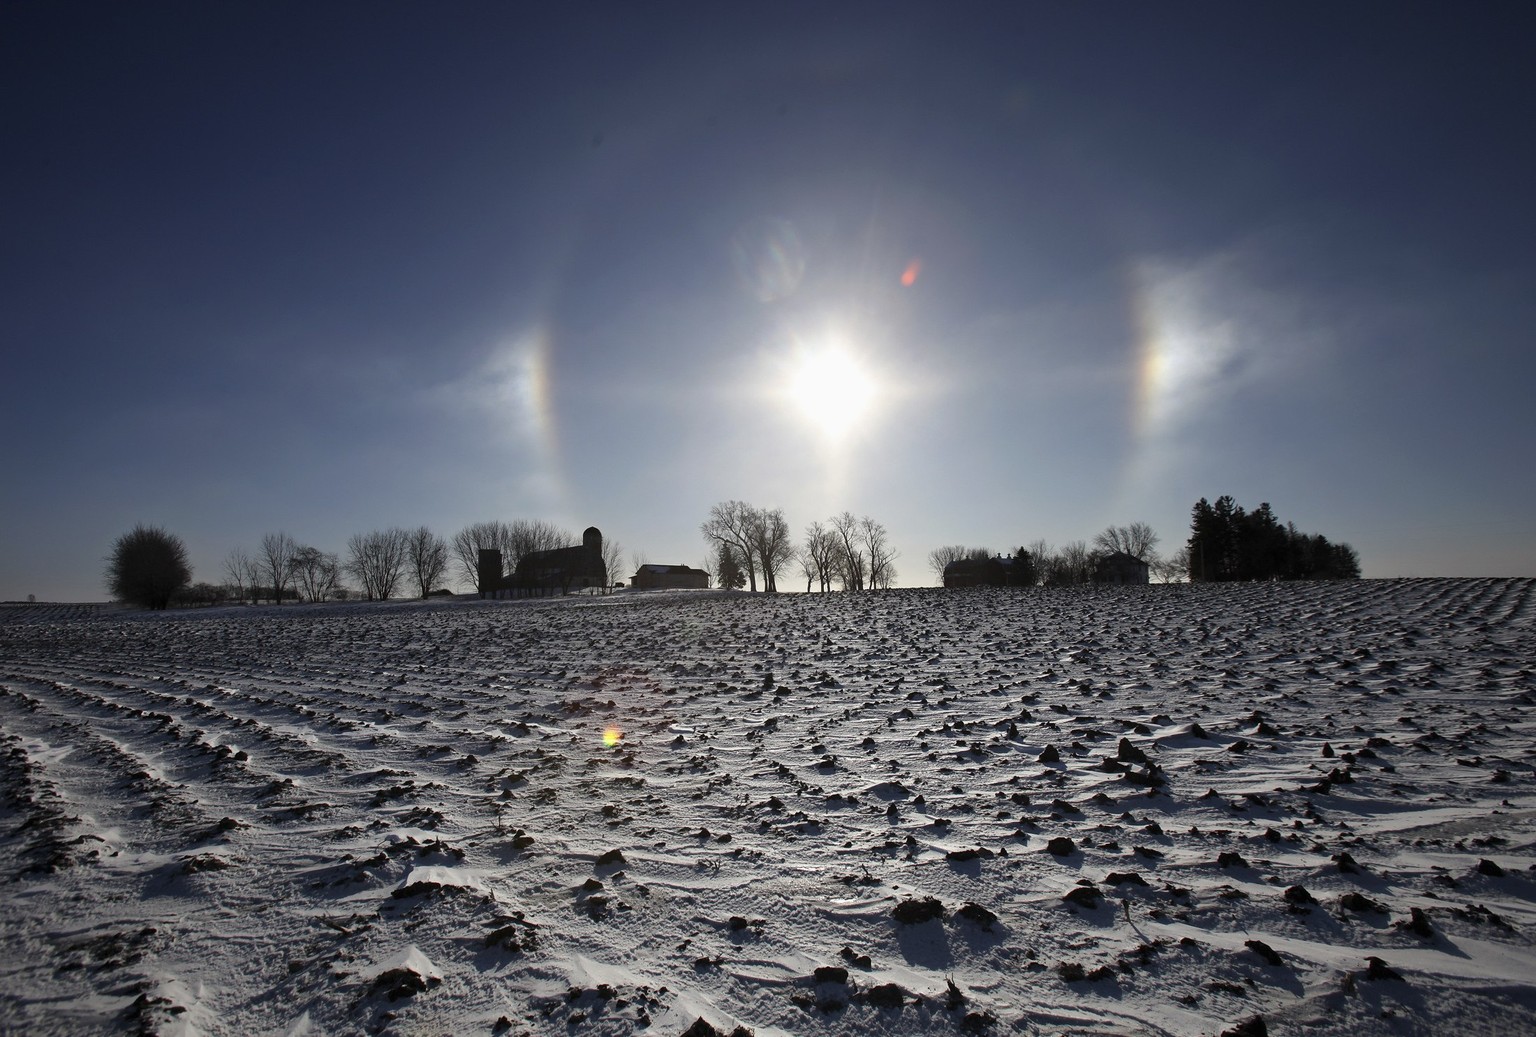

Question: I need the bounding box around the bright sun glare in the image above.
[784,346,878,441]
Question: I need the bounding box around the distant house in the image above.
[943,554,1034,588]
[631,563,710,591]
[1094,551,1150,585]
[478,526,609,598]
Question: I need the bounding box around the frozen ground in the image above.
[1,579,1533,1036]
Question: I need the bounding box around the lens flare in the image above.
[602,726,624,747]
[900,258,922,287]
[731,217,805,302]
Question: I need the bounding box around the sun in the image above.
[783,345,879,441]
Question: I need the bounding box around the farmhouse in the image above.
[943,554,1032,588]
[1094,551,1150,585]
[631,563,710,591]
[478,526,609,597]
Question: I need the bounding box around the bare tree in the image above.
[701,500,760,592]
[837,550,866,592]
[1051,540,1096,587]
[240,554,262,602]
[828,511,865,592]
[796,544,818,592]
[406,526,448,598]
[507,519,573,573]
[860,516,898,590]
[746,506,793,592]
[231,554,261,603]
[347,528,410,601]
[259,532,297,604]
[1025,539,1055,588]
[291,545,340,602]
[451,521,513,591]
[223,547,253,604]
[927,545,971,584]
[802,521,839,592]
[1093,522,1160,560]
[1151,546,1189,583]
[600,536,623,593]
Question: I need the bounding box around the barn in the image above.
[478,527,609,597]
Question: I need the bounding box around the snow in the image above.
[1,579,1533,1035]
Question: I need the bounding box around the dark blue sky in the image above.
[5,2,1533,599]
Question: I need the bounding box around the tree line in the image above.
[700,501,896,592]
[218,527,453,605]
[925,501,1361,589]
[1186,496,1359,581]
[106,519,625,609]
[927,522,1186,587]
[106,502,889,609]
[104,496,1359,609]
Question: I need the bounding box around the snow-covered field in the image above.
[2,579,1533,1037]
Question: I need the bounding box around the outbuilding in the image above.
[631,563,710,591]
[1093,551,1150,585]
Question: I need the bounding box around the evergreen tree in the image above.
[1187,497,1360,582]
[1211,495,1243,580]
[716,543,746,590]
[1239,503,1288,581]
[1187,498,1215,581]
[1330,542,1362,579]
[1010,547,1038,587]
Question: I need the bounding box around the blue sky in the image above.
[4,2,1533,600]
